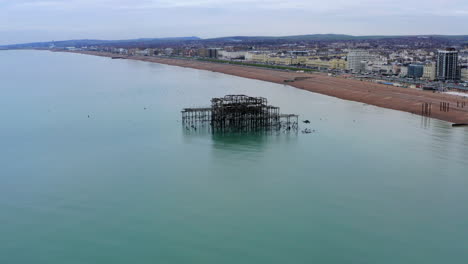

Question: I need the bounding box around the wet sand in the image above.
[70,51,468,124]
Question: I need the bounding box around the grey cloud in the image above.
[1,0,467,44]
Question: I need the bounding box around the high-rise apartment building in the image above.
[347,50,373,73]
[436,48,460,81]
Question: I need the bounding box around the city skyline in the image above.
[1,0,468,45]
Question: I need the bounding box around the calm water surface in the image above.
[1,50,468,263]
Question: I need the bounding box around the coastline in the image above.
[69,50,468,124]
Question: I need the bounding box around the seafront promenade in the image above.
[71,50,468,124]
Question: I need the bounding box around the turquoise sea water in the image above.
[1,50,468,263]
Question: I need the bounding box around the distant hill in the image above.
[2,34,468,49]
[205,34,468,42]
[205,34,359,42]
[0,37,201,49]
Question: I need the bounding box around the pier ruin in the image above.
[182,95,298,133]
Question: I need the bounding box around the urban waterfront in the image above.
[1,50,468,263]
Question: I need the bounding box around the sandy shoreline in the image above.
[70,51,468,124]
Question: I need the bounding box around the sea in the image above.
[1,50,468,263]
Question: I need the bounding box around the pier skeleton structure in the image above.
[182,95,298,132]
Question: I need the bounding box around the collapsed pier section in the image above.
[182,95,298,133]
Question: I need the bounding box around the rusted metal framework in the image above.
[182,95,298,132]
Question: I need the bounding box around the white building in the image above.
[461,68,468,82]
[399,66,408,77]
[164,48,173,56]
[347,50,373,73]
[135,49,150,56]
[422,63,436,81]
[218,50,247,60]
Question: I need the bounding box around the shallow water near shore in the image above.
[1,50,468,264]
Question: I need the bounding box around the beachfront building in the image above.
[245,52,270,63]
[407,64,424,78]
[196,48,222,59]
[207,48,221,59]
[461,67,468,82]
[218,50,247,60]
[243,52,346,69]
[399,66,408,77]
[330,59,347,70]
[304,58,347,70]
[127,48,138,56]
[197,48,208,57]
[305,59,330,70]
[164,48,173,56]
[347,50,373,73]
[267,55,284,65]
[245,53,306,66]
[267,56,291,65]
[392,64,402,75]
[366,61,393,74]
[436,48,460,81]
[116,48,128,55]
[422,62,436,81]
[135,48,154,56]
[291,56,310,65]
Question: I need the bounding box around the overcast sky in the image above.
[1,0,467,45]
